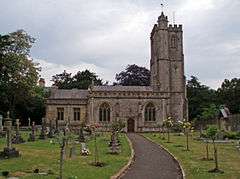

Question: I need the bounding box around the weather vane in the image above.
[161,3,164,12]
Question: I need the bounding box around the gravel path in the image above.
[120,133,183,179]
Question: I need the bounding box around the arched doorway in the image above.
[127,118,135,133]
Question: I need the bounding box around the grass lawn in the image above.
[0,132,131,179]
[144,133,240,179]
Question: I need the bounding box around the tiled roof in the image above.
[49,89,89,99]
[92,85,153,92]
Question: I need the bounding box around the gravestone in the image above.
[12,119,25,144]
[78,127,85,142]
[0,112,20,158]
[48,120,54,138]
[69,144,77,158]
[28,121,36,141]
[109,132,120,154]
[39,118,47,139]
[55,119,59,134]
[28,117,31,128]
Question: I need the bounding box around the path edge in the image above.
[110,133,135,179]
[141,134,186,179]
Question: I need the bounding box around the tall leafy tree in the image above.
[51,69,103,89]
[217,78,240,114]
[115,64,150,86]
[0,30,40,118]
[187,76,217,120]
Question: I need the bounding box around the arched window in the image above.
[99,103,110,122]
[145,103,156,121]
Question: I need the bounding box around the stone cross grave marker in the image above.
[12,119,25,144]
[0,111,20,158]
[39,118,47,139]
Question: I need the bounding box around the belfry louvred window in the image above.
[99,103,110,122]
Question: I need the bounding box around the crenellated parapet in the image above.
[168,24,182,32]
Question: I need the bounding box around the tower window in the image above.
[144,103,156,121]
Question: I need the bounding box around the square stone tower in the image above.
[150,12,187,121]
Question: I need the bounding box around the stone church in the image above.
[46,12,188,132]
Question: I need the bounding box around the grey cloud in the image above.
[0,0,239,88]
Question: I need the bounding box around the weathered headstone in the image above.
[69,145,77,158]
[78,127,85,142]
[0,112,20,158]
[55,118,59,134]
[12,119,25,144]
[39,118,47,139]
[48,120,54,138]
[28,121,36,141]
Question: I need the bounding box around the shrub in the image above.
[223,131,240,139]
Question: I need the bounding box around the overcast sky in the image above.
[1,0,240,89]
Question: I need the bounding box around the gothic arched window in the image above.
[99,103,110,122]
[144,103,156,121]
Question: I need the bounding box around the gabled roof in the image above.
[49,89,89,99]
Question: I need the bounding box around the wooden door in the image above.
[127,118,134,133]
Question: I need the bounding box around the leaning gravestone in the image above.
[28,121,36,141]
[12,119,25,144]
[48,120,54,138]
[0,112,20,159]
[39,118,47,139]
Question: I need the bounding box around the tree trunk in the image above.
[213,140,218,170]
[186,132,189,151]
[206,142,209,160]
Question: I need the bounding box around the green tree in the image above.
[51,70,72,89]
[0,30,40,118]
[115,64,150,86]
[217,78,240,114]
[178,119,193,151]
[163,117,174,143]
[206,125,223,173]
[199,104,218,134]
[187,76,217,120]
[51,69,103,89]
